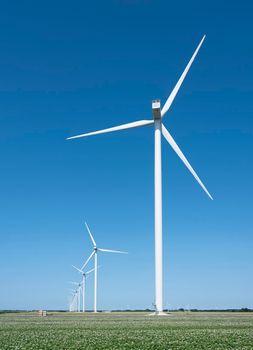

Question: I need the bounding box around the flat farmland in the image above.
[0,312,253,350]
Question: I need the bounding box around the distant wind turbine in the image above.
[69,288,78,312]
[68,290,75,312]
[81,222,127,313]
[69,281,82,312]
[66,35,213,315]
[72,265,96,312]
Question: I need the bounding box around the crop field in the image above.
[0,312,253,350]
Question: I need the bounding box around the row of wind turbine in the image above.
[68,222,127,312]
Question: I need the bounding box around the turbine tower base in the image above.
[148,311,171,316]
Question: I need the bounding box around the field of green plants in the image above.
[0,312,253,350]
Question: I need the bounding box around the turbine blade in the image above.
[161,35,206,118]
[81,250,95,271]
[85,267,96,275]
[85,222,96,247]
[72,265,83,274]
[98,248,128,254]
[162,124,213,200]
[66,120,154,140]
[68,281,79,285]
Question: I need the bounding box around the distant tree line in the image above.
[1,308,253,314]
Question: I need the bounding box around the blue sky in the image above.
[0,0,253,310]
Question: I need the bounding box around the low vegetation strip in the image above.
[0,312,253,350]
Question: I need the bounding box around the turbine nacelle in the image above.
[152,99,161,120]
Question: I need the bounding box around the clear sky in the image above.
[0,0,252,311]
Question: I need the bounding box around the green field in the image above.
[0,312,253,349]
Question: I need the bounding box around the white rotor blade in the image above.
[161,35,206,118]
[162,124,213,200]
[85,222,96,247]
[72,265,83,274]
[68,281,79,285]
[98,248,128,254]
[85,267,96,275]
[66,120,154,140]
[81,250,95,271]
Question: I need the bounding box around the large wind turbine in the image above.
[72,265,95,312]
[81,222,127,313]
[66,36,213,315]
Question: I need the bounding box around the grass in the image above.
[0,312,253,349]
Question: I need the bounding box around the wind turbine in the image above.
[69,281,82,312]
[72,265,96,312]
[81,222,127,313]
[68,291,73,312]
[69,289,78,312]
[66,35,213,315]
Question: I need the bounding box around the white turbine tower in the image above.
[72,265,95,312]
[66,36,213,315]
[81,222,127,313]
